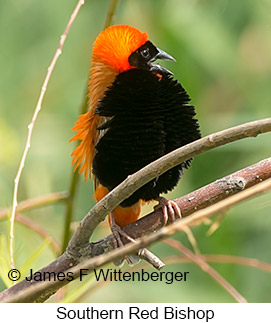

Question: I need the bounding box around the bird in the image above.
[70,25,200,255]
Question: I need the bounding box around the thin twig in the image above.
[134,254,271,273]
[13,214,61,254]
[9,0,85,269]
[181,226,201,255]
[0,191,69,219]
[62,0,120,252]
[199,254,271,272]
[104,0,120,29]
[164,238,247,303]
[138,249,165,270]
[207,210,227,236]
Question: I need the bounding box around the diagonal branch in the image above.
[68,118,271,250]
[2,176,271,303]
[89,157,271,255]
[0,155,270,302]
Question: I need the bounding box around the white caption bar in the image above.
[1,303,270,322]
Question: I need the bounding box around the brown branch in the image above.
[119,157,271,239]
[3,177,271,303]
[67,118,271,250]
[0,157,270,302]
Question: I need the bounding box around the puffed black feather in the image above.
[93,69,200,207]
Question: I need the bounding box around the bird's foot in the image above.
[154,196,182,225]
[109,213,140,266]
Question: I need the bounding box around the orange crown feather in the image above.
[70,25,148,181]
[92,25,148,73]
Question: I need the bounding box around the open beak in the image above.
[150,47,176,75]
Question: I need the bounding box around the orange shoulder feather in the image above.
[70,109,102,181]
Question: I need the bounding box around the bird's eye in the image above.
[140,48,150,59]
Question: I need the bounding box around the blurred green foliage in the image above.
[0,0,270,302]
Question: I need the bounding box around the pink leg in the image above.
[109,213,139,266]
[154,196,182,225]
[109,213,136,245]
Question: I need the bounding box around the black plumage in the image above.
[92,68,200,207]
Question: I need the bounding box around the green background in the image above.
[0,0,270,302]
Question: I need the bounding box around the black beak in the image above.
[150,47,176,75]
[155,48,176,62]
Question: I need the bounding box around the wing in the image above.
[70,108,102,182]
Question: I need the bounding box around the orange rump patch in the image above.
[94,183,141,228]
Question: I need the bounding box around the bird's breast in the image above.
[92,68,200,206]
